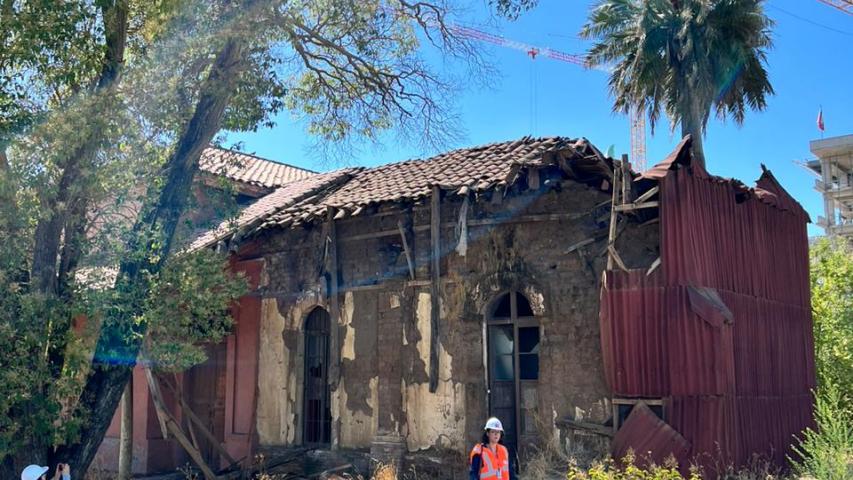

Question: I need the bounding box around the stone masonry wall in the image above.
[248,174,660,463]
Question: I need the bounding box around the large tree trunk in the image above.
[15,2,127,475]
[680,97,706,170]
[50,37,247,476]
[29,0,128,297]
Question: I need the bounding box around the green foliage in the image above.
[580,0,774,160]
[791,238,853,479]
[810,237,853,411]
[142,250,247,372]
[1,0,489,470]
[790,386,853,480]
[0,291,89,458]
[490,0,539,19]
[567,452,700,480]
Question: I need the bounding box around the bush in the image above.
[566,451,700,480]
[790,386,853,480]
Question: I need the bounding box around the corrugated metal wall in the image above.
[600,162,815,472]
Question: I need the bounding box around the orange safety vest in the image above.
[469,443,510,480]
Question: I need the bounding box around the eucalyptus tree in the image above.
[1,0,490,475]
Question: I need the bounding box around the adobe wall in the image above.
[250,176,659,459]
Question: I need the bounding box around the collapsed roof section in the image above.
[191,136,616,251]
[636,135,809,221]
[192,134,808,256]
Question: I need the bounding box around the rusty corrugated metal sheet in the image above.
[600,139,815,472]
[612,402,691,467]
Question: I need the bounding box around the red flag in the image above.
[817,108,825,132]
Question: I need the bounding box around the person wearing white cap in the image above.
[467,417,516,480]
[21,463,71,480]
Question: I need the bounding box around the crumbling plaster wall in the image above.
[250,174,660,455]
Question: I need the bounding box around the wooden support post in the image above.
[158,375,238,467]
[429,186,441,393]
[607,168,621,270]
[397,219,415,280]
[145,367,169,439]
[118,378,133,480]
[326,208,342,448]
[621,154,631,204]
[144,368,219,480]
[528,168,540,190]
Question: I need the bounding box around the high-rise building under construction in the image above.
[808,134,853,240]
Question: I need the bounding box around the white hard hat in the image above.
[484,417,504,432]
[21,465,49,480]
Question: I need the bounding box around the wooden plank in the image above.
[308,463,353,479]
[640,217,660,227]
[144,367,169,439]
[145,368,219,480]
[397,219,415,280]
[646,257,661,276]
[565,237,596,254]
[429,186,441,393]
[614,201,659,212]
[468,212,587,226]
[340,283,384,292]
[456,195,469,256]
[608,245,629,272]
[620,154,631,204]
[159,375,238,467]
[607,168,620,270]
[337,212,592,243]
[634,185,659,204]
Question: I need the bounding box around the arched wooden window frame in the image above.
[485,290,540,452]
[303,307,331,446]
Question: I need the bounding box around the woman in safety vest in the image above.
[468,417,516,480]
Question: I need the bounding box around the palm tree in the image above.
[581,0,774,169]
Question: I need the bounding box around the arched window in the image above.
[487,291,540,454]
[303,307,331,445]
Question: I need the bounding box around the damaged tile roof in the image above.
[198,146,315,189]
[190,168,358,250]
[191,136,613,251]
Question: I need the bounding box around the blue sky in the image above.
[227,0,853,237]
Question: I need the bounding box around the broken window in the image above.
[487,291,541,453]
[612,398,664,431]
[518,327,539,380]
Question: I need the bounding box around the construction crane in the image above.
[449,24,648,171]
[816,0,853,15]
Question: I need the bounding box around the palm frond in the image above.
[580,0,774,139]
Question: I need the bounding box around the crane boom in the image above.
[450,24,647,170]
[629,107,647,172]
[816,0,853,15]
[449,25,586,66]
